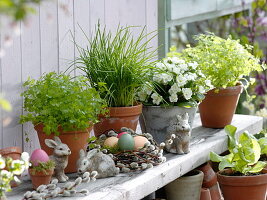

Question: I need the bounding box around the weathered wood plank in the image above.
[40,0,59,73]
[21,6,42,153]
[7,114,263,200]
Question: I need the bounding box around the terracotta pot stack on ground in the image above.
[198,162,223,200]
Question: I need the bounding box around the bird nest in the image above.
[86,127,166,172]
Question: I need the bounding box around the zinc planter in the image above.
[199,85,243,128]
[35,124,92,173]
[217,169,267,200]
[165,170,204,200]
[140,106,197,144]
[94,104,142,137]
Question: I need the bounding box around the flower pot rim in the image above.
[143,105,198,108]
[29,168,54,176]
[217,169,267,186]
[34,123,93,135]
[100,103,143,117]
[0,146,22,155]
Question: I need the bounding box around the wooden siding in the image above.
[0,0,158,153]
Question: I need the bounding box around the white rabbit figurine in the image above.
[164,113,191,154]
[45,136,71,182]
[77,149,119,179]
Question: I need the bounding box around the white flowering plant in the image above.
[0,152,30,198]
[137,47,214,107]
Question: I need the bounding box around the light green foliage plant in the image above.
[137,46,214,107]
[75,23,157,107]
[0,152,30,197]
[181,33,263,89]
[258,137,267,156]
[0,0,41,21]
[29,160,55,175]
[210,125,267,175]
[20,72,106,135]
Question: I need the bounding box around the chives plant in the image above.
[75,24,157,107]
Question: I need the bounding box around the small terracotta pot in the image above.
[200,188,212,200]
[209,183,223,200]
[217,169,267,200]
[29,168,53,189]
[94,104,142,137]
[0,146,22,160]
[197,162,217,188]
[199,85,243,128]
[35,124,92,173]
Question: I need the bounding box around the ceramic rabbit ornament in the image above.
[164,113,191,154]
[77,149,119,179]
[45,136,71,182]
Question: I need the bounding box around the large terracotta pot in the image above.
[199,85,243,128]
[29,168,53,189]
[35,124,92,173]
[217,169,267,200]
[165,170,204,200]
[93,104,142,137]
[140,105,197,144]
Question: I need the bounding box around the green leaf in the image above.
[210,152,223,162]
[224,125,237,152]
[177,101,197,108]
[249,161,267,173]
[258,137,267,155]
[218,160,234,171]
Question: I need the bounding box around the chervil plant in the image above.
[0,152,30,198]
[137,47,214,107]
[181,33,263,89]
[29,160,55,175]
[20,72,106,135]
[210,125,267,175]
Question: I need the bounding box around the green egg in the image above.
[118,133,135,151]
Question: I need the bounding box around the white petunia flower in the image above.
[179,63,188,71]
[0,156,5,169]
[170,57,180,64]
[176,75,187,87]
[151,93,163,105]
[161,74,173,85]
[137,91,147,102]
[155,62,166,70]
[188,61,198,69]
[21,152,29,162]
[182,88,193,100]
[169,94,178,102]
[169,83,181,94]
[165,63,174,71]
[198,86,205,94]
[172,65,180,74]
[0,170,12,179]
[205,79,213,88]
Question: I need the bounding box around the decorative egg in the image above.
[117,132,128,138]
[30,149,49,166]
[118,134,135,151]
[104,136,118,147]
[134,136,148,150]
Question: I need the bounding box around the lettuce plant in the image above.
[210,125,266,174]
[181,33,263,89]
[20,72,106,135]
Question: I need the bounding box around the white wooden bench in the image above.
[7,114,263,200]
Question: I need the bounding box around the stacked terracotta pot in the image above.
[198,162,223,200]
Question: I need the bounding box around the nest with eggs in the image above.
[86,127,166,172]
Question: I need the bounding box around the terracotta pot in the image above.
[29,168,53,189]
[198,162,217,188]
[165,170,204,200]
[200,188,212,200]
[0,146,22,160]
[94,104,142,137]
[209,183,223,200]
[35,124,92,173]
[217,169,267,200]
[199,85,243,128]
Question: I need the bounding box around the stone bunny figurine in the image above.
[77,149,119,179]
[164,113,191,154]
[45,136,71,182]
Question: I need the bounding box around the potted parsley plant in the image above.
[20,72,106,173]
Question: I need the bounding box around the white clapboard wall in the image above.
[0,0,158,153]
